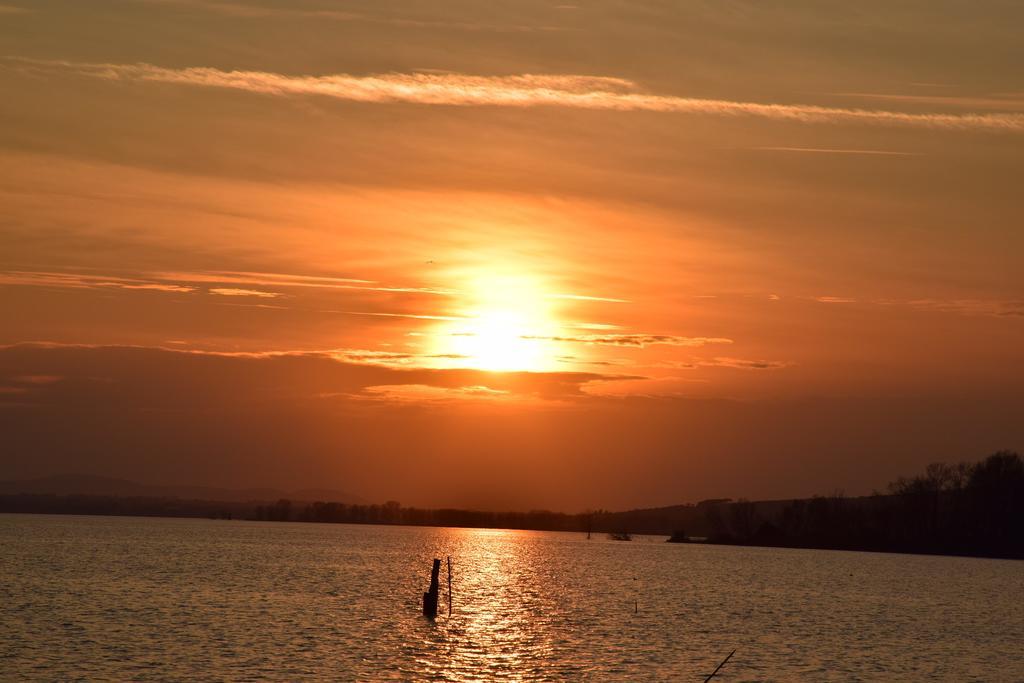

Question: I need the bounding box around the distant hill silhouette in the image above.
[0,474,364,505]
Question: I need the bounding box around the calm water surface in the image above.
[1,514,1022,681]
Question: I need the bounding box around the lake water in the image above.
[1,514,1022,681]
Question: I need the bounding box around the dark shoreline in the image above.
[3,500,1021,562]
[665,535,1023,561]
[4,451,1022,561]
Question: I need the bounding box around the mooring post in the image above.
[446,556,453,617]
[423,558,441,619]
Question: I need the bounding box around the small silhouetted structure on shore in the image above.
[608,531,632,541]
[422,558,441,619]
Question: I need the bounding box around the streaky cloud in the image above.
[751,147,922,156]
[655,357,790,371]
[895,299,1024,318]
[548,293,631,303]
[829,92,1024,111]
[0,270,196,293]
[9,58,1024,133]
[360,384,514,404]
[337,311,468,322]
[0,268,447,297]
[136,0,567,32]
[0,342,637,405]
[155,269,451,295]
[705,357,791,370]
[208,287,282,298]
[211,270,374,285]
[523,334,733,348]
[98,282,196,292]
[212,301,289,310]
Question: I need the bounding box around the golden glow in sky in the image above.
[1,0,1023,509]
[432,273,562,372]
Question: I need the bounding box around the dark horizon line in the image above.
[1,507,1020,564]
[5,451,1021,561]
[0,470,882,515]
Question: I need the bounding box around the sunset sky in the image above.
[1,0,1022,510]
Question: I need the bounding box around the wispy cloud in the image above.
[338,311,467,322]
[556,355,632,367]
[156,270,451,295]
[895,299,1024,318]
[706,357,791,370]
[751,147,922,157]
[0,342,633,405]
[191,270,374,286]
[11,59,1024,133]
[209,287,282,298]
[330,349,422,366]
[329,348,472,368]
[0,270,196,293]
[0,268,449,297]
[174,270,450,294]
[0,4,29,14]
[568,322,624,331]
[812,295,1024,317]
[830,92,1024,111]
[136,0,566,32]
[523,334,733,348]
[548,293,631,303]
[212,301,288,310]
[360,384,513,404]
[658,357,790,371]
[101,282,196,292]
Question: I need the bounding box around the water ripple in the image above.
[1,515,1022,681]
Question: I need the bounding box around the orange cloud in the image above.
[137,0,564,32]
[99,282,195,292]
[360,384,514,404]
[523,334,733,348]
[0,271,196,293]
[705,357,791,370]
[751,147,921,156]
[13,59,1024,133]
[156,270,452,295]
[548,293,631,303]
[208,287,281,298]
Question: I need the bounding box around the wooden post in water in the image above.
[446,556,452,617]
[423,558,441,619]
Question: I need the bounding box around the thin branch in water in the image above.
[704,650,736,682]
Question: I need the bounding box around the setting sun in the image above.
[430,272,562,372]
[446,310,553,372]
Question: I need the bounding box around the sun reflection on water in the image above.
[417,528,564,680]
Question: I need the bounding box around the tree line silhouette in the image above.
[2,451,1020,559]
[698,451,1024,559]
